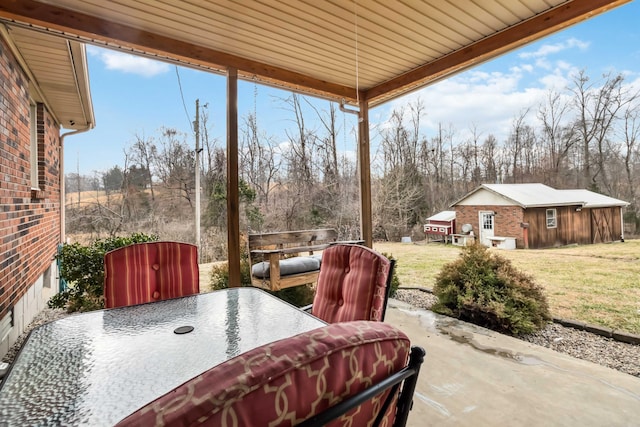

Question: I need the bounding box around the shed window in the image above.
[546,209,557,229]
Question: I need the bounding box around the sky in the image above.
[64,1,640,176]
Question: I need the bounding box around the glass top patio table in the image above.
[0,287,325,426]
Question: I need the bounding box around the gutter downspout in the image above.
[60,127,91,244]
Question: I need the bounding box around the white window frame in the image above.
[29,102,40,190]
[546,208,557,229]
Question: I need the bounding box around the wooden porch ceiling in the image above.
[0,0,630,107]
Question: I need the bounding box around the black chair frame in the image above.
[298,345,425,427]
[380,259,396,321]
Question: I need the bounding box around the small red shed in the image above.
[424,211,456,242]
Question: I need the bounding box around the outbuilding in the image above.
[451,184,629,249]
[424,210,456,243]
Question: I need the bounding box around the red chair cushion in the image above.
[104,242,199,308]
[312,245,391,323]
[116,321,411,427]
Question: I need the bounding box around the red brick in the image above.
[0,37,61,318]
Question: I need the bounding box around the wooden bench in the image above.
[248,228,359,291]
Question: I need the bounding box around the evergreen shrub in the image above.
[432,243,550,335]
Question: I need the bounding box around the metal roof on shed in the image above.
[452,183,629,208]
[426,211,456,222]
[557,189,630,208]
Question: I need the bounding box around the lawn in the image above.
[374,240,640,335]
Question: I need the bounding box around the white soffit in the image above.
[0,0,630,106]
[4,24,94,130]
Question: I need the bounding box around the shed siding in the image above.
[523,206,588,248]
[519,207,621,248]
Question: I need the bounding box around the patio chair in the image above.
[307,244,395,323]
[115,321,425,427]
[103,241,200,309]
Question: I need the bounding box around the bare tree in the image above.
[283,94,314,183]
[153,128,196,207]
[240,113,280,207]
[376,102,429,238]
[570,71,634,192]
[537,90,577,187]
[504,108,532,183]
[128,133,157,203]
[621,102,640,219]
[468,124,483,186]
[481,134,499,184]
[307,101,339,188]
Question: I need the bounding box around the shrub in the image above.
[379,252,400,298]
[432,243,550,335]
[49,233,158,312]
[209,260,252,290]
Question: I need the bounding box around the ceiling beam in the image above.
[365,0,630,106]
[0,0,358,103]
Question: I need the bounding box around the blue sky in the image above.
[65,1,640,176]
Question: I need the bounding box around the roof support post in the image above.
[227,67,241,287]
[358,98,373,248]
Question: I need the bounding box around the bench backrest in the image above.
[248,228,338,250]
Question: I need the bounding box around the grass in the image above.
[374,240,640,335]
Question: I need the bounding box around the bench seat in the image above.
[251,256,320,279]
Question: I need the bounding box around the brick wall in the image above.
[455,205,525,248]
[0,37,61,320]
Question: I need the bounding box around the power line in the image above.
[175,65,192,131]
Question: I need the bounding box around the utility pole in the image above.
[76,151,80,207]
[194,99,201,260]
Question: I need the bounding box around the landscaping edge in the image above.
[398,286,640,346]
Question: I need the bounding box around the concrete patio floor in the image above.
[385,299,640,427]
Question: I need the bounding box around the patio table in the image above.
[0,287,325,426]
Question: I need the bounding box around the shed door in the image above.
[479,211,495,246]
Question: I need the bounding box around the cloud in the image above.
[379,67,547,145]
[88,46,170,77]
[518,38,590,59]
[374,35,607,147]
